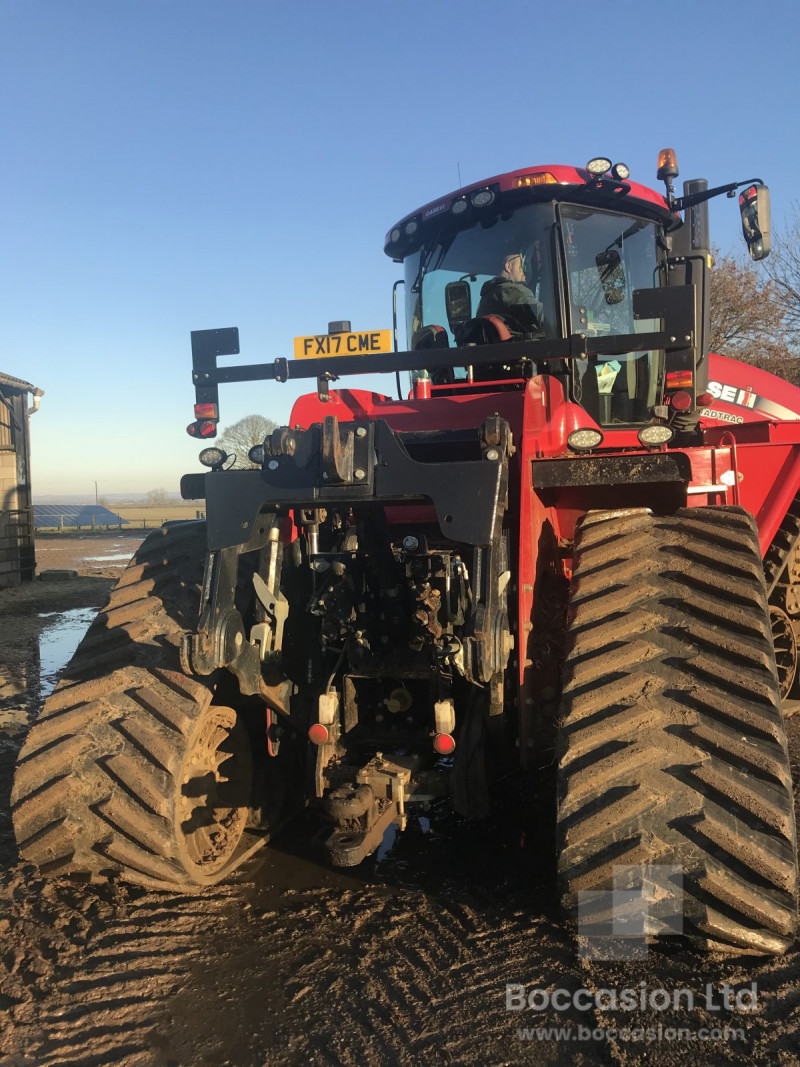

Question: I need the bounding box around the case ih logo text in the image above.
[707,380,757,409]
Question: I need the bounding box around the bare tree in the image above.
[708,249,799,383]
[216,414,277,468]
[764,203,800,347]
[145,488,172,507]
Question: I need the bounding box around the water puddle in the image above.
[38,607,98,694]
[0,606,98,747]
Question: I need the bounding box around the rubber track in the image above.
[556,506,799,954]
[11,522,246,888]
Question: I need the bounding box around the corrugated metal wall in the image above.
[0,388,35,585]
[0,387,13,448]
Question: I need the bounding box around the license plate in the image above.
[293,329,393,359]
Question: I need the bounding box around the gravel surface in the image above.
[0,541,798,1065]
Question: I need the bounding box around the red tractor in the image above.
[13,150,799,955]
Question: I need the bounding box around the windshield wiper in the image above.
[605,218,648,253]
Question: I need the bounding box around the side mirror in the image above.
[739,184,771,261]
[445,280,472,331]
[595,250,626,304]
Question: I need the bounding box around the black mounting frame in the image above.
[190,286,697,414]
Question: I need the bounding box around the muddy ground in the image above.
[0,535,798,1065]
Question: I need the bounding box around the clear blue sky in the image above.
[3,0,798,497]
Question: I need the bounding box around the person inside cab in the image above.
[476,251,544,338]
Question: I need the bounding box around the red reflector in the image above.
[697,392,714,407]
[433,733,456,755]
[186,420,218,439]
[670,390,693,412]
[665,371,694,389]
[308,723,329,745]
[194,403,219,420]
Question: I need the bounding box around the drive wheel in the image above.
[174,705,252,880]
[770,605,798,700]
[12,522,254,888]
[557,507,798,954]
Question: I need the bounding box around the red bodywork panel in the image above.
[290,355,800,763]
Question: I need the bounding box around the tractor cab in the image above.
[388,161,676,427]
[386,154,771,432]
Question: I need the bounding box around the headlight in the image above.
[199,447,227,468]
[638,424,675,448]
[567,428,604,452]
[451,198,468,214]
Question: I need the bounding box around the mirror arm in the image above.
[675,178,765,211]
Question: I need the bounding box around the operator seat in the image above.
[454,315,515,382]
[413,324,449,351]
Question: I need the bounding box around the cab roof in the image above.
[384,163,677,260]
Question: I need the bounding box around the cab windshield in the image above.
[404,198,664,425]
[404,202,557,354]
[560,204,662,425]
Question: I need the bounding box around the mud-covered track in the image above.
[11,523,253,888]
[557,507,799,954]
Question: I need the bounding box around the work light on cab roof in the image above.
[585,156,613,175]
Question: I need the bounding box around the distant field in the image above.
[114,505,206,525]
[35,505,206,531]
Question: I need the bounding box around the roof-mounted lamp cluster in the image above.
[389,217,420,243]
[585,157,631,182]
[451,187,496,215]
